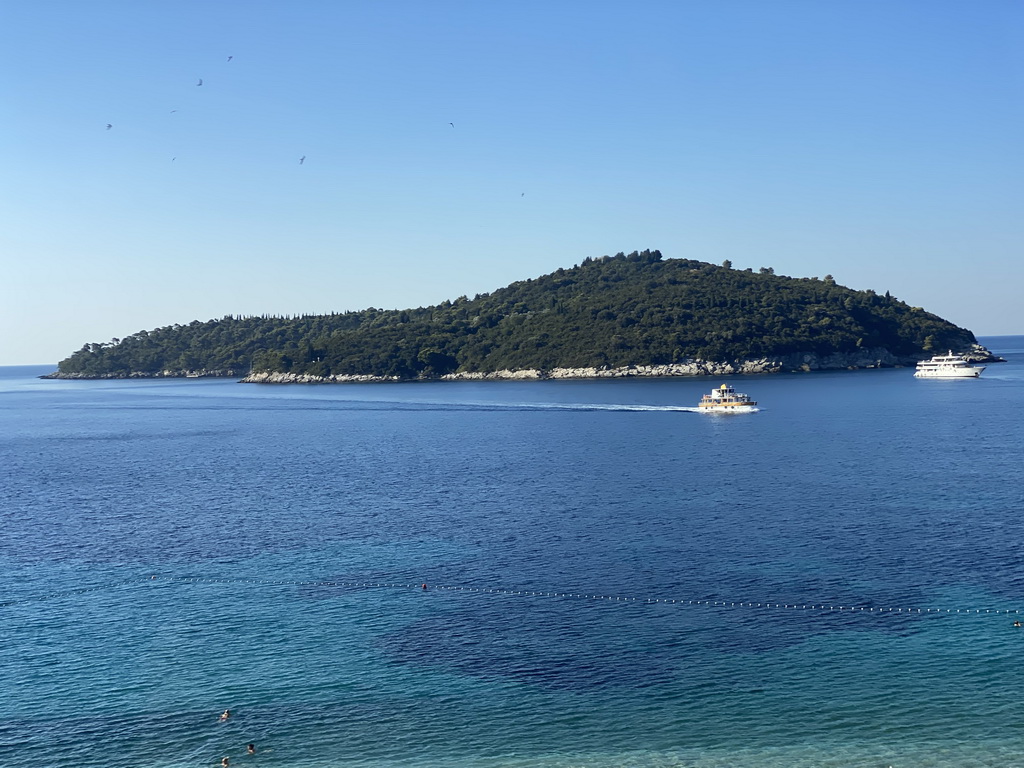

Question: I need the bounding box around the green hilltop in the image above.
[54,250,977,379]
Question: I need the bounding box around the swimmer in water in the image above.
[221,758,230,767]
[220,709,231,721]
[247,744,255,755]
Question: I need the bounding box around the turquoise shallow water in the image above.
[2,336,1024,768]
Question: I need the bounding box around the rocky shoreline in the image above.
[41,344,1003,384]
[39,369,245,380]
[238,347,907,384]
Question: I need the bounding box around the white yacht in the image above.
[914,351,984,379]
[697,383,758,413]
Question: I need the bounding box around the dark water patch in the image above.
[380,597,683,691]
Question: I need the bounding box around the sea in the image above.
[2,336,1023,768]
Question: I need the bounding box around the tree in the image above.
[417,349,458,376]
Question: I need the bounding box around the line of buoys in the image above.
[2,574,1019,617]
[425,585,1021,615]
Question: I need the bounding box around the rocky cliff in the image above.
[236,344,1001,384]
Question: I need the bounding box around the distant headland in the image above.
[42,251,1002,382]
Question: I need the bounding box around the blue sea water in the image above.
[2,336,1024,768]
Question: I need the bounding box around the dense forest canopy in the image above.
[55,251,976,378]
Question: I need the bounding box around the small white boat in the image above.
[698,383,758,413]
[914,351,984,379]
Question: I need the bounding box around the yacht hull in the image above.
[914,368,984,379]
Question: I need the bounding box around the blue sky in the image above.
[2,0,1021,365]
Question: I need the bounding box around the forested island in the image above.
[47,251,991,382]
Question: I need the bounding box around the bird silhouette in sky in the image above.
[299,156,305,165]
[105,124,112,130]
[196,78,203,86]
[227,55,233,62]
[449,122,454,127]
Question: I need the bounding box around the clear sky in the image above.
[2,0,1021,365]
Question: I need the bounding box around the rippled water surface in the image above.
[2,336,1024,767]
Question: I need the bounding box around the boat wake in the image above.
[194,396,750,414]
[528,402,704,413]
[328,399,708,413]
[512,402,759,414]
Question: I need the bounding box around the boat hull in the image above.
[913,367,984,379]
[698,404,760,413]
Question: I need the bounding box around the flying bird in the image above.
[227,55,233,62]
[105,124,112,130]
[299,156,305,165]
[449,122,454,127]
[196,78,203,86]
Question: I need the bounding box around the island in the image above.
[44,251,999,382]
